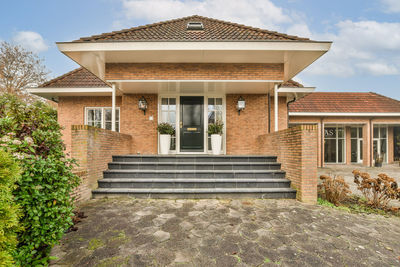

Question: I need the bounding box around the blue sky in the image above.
[1,0,400,99]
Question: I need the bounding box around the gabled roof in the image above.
[40,68,109,88]
[75,15,311,42]
[289,92,400,113]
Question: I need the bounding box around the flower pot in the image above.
[159,134,171,155]
[211,134,222,155]
[374,161,382,168]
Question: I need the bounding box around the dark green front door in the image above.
[180,96,204,152]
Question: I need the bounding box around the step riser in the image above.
[103,172,286,179]
[108,163,281,171]
[112,156,277,163]
[98,181,291,189]
[92,192,296,199]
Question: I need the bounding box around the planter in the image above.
[374,161,382,168]
[159,134,171,155]
[211,134,222,155]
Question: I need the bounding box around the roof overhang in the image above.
[56,41,331,83]
[277,86,316,101]
[27,87,115,101]
[289,112,400,117]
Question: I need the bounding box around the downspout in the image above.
[268,93,271,133]
[286,97,296,129]
[321,117,324,168]
[370,118,373,167]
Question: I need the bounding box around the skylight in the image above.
[186,22,204,30]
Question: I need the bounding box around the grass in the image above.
[318,196,400,218]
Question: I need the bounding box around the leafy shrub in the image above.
[0,150,22,266]
[0,94,80,266]
[157,122,175,135]
[208,121,224,135]
[353,169,400,209]
[318,175,351,206]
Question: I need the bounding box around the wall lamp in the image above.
[236,96,245,115]
[138,96,148,115]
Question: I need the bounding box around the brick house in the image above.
[28,15,332,202]
[289,92,400,167]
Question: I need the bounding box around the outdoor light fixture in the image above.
[237,96,245,115]
[138,96,148,115]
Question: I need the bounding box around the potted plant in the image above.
[374,154,384,167]
[157,122,175,155]
[208,121,224,155]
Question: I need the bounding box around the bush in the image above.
[318,175,351,206]
[0,150,22,266]
[353,169,400,209]
[0,94,80,266]
[157,122,175,135]
[208,121,224,135]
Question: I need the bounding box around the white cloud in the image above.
[381,0,400,13]
[120,0,291,30]
[305,20,400,77]
[12,31,48,53]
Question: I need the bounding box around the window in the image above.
[324,126,345,163]
[373,125,387,162]
[160,98,176,150]
[85,107,120,132]
[187,22,204,30]
[350,127,363,163]
[207,97,223,150]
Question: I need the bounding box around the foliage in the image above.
[353,169,400,209]
[157,122,175,135]
[318,175,351,206]
[207,121,224,135]
[0,150,23,266]
[0,41,49,100]
[0,94,80,266]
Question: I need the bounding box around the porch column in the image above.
[111,84,116,132]
[274,84,279,132]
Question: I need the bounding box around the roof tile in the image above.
[40,68,109,88]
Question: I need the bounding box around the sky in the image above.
[1,0,400,99]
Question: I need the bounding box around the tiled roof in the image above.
[282,80,304,88]
[40,68,109,88]
[75,15,311,42]
[289,92,400,113]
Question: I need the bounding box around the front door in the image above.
[180,96,204,152]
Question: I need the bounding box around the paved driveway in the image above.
[51,198,400,266]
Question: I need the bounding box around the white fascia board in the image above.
[57,41,332,52]
[289,112,400,117]
[278,87,315,93]
[106,79,283,83]
[27,87,112,94]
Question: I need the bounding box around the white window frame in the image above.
[158,93,226,155]
[324,125,346,164]
[350,126,363,164]
[84,107,120,132]
[159,97,177,152]
[373,124,388,163]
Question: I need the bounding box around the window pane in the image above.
[161,98,168,111]
[381,127,387,138]
[351,139,357,163]
[373,127,379,138]
[216,111,223,122]
[208,111,215,124]
[324,139,337,163]
[88,110,94,121]
[338,128,344,138]
[161,112,168,122]
[105,122,112,130]
[169,98,176,105]
[360,140,363,160]
[95,110,102,122]
[338,139,344,163]
[208,98,214,105]
[105,109,111,121]
[169,112,175,124]
[359,127,363,138]
[216,98,222,105]
[116,110,120,121]
[351,128,357,138]
[325,127,336,138]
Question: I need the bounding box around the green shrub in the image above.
[0,94,80,266]
[0,150,22,266]
[207,121,224,135]
[157,122,175,135]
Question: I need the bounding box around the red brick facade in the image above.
[257,125,318,203]
[71,125,132,201]
[106,63,284,80]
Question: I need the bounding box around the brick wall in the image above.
[106,63,284,80]
[71,125,133,201]
[226,94,287,154]
[257,125,318,203]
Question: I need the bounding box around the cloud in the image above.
[305,20,400,77]
[12,31,48,53]
[381,0,400,13]
[119,0,291,30]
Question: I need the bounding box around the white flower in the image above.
[13,153,24,160]
[12,139,22,145]
[1,136,11,143]
[24,136,34,145]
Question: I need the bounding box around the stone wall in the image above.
[258,125,318,203]
[71,125,133,201]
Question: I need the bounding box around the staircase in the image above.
[92,155,296,199]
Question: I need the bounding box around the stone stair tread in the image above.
[104,169,285,173]
[99,178,291,183]
[93,187,296,193]
[114,155,277,158]
[110,161,279,165]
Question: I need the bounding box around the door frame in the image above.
[158,93,226,154]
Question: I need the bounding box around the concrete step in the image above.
[92,187,297,199]
[112,155,278,163]
[103,169,286,179]
[108,161,281,171]
[98,178,291,189]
